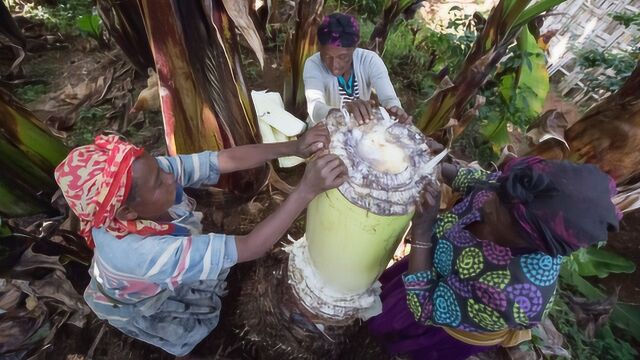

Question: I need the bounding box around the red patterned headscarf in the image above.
[54,135,174,248]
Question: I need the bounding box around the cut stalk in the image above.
[289,108,440,318]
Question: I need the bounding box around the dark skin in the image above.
[319,44,412,125]
[115,123,348,264]
[408,164,535,274]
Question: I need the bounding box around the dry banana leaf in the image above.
[0,221,90,359]
[222,0,265,68]
[282,0,324,119]
[96,0,154,74]
[0,1,26,48]
[368,0,417,52]
[565,62,640,183]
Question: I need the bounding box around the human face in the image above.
[469,192,536,251]
[126,152,177,220]
[319,45,355,77]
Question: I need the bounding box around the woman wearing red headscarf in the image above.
[54,124,346,357]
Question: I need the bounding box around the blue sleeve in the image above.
[155,151,221,188]
[92,228,237,291]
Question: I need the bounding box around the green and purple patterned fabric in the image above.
[403,168,560,332]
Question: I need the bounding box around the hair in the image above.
[126,181,138,205]
[317,13,360,48]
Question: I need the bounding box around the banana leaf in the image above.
[0,220,90,359]
[222,0,265,69]
[96,0,154,74]
[138,0,268,197]
[481,27,549,149]
[417,0,566,140]
[0,89,67,217]
[566,246,636,278]
[282,0,324,119]
[565,61,640,183]
[0,89,67,172]
[499,29,549,117]
[368,0,416,52]
[560,263,640,342]
[0,0,26,48]
[0,173,55,218]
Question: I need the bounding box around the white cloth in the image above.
[303,48,402,126]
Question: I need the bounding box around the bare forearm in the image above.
[408,223,434,274]
[441,163,460,187]
[235,186,315,262]
[218,141,298,174]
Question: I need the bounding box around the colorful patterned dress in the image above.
[404,167,561,332]
[368,167,563,360]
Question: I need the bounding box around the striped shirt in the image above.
[338,74,360,109]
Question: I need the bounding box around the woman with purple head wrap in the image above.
[368,157,621,360]
[303,13,410,125]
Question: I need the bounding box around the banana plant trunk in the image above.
[236,108,442,359]
[136,0,268,199]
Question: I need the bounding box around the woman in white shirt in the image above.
[303,13,411,126]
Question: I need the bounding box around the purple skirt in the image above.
[367,258,494,360]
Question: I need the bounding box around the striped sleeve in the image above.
[94,229,237,291]
[155,151,221,188]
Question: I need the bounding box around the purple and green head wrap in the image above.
[317,13,360,48]
[496,157,621,256]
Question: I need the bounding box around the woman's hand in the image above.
[386,106,413,124]
[298,152,348,197]
[408,180,441,273]
[345,99,376,125]
[426,138,445,154]
[296,123,331,158]
[413,180,441,230]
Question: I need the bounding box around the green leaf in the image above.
[568,246,636,278]
[499,29,549,117]
[0,219,11,237]
[612,304,640,343]
[560,264,640,342]
[480,117,510,147]
[513,0,567,31]
[0,89,66,217]
[76,14,102,36]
